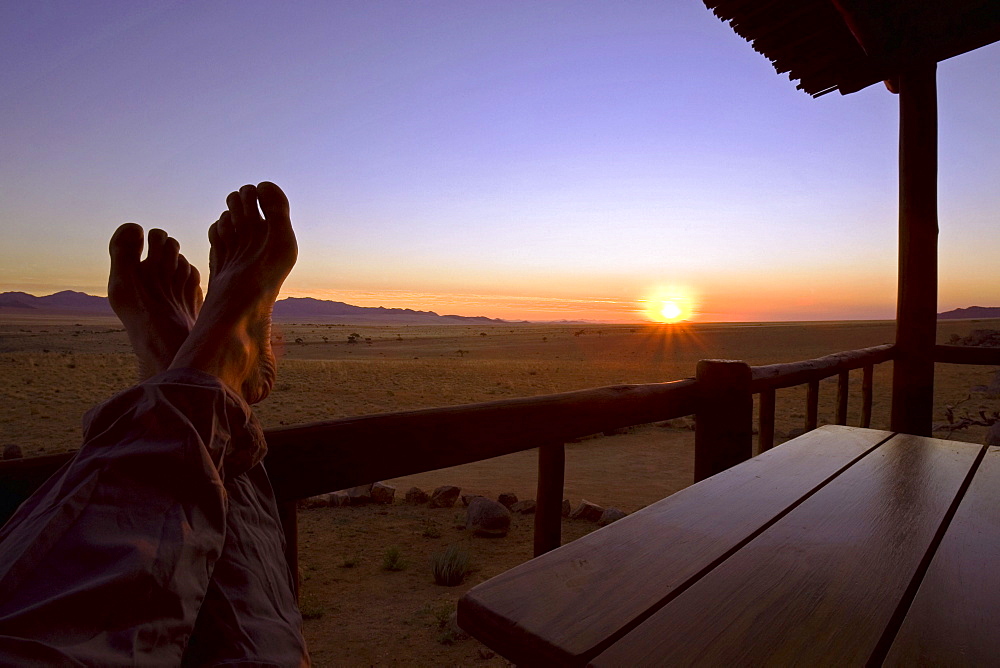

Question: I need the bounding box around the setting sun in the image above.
[642,287,697,323]
[660,300,682,321]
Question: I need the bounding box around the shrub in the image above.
[300,605,326,620]
[382,546,406,571]
[431,545,471,586]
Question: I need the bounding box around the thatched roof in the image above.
[704,0,1000,96]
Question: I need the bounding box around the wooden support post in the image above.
[534,442,565,557]
[806,380,820,431]
[835,371,850,425]
[278,499,300,600]
[695,360,753,482]
[862,364,874,428]
[759,388,776,452]
[892,62,938,437]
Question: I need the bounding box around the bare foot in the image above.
[169,182,297,404]
[108,224,203,379]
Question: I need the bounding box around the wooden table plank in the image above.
[884,445,996,666]
[590,434,982,667]
[458,426,890,665]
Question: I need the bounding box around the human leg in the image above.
[0,183,304,666]
[0,369,263,666]
[182,466,306,667]
[181,183,306,666]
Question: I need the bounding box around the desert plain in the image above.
[1,314,998,665]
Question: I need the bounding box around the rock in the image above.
[461,493,482,506]
[497,492,518,509]
[598,508,627,526]
[511,499,536,514]
[466,497,511,537]
[404,487,429,505]
[346,484,373,506]
[983,370,1000,396]
[2,444,23,460]
[956,329,1000,348]
[987,422,1000,447]
[562,499,572,517]
[659,417,696,431]
[299,493,332,509]
[570,500,605,522]
[371,482,395,505]
[429,485,461,509]
[329,491,350,507]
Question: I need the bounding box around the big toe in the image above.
[256,181,290,223]
[109,223,144,275]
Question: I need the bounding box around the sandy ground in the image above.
[2,315,998,665]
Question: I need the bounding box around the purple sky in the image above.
[2,1,998,321]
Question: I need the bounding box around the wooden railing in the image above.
[3,341,1000,583]
[692,344,895,483]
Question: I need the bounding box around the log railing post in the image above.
[806,380,820,431]
[759,388,776,453]
[278,499,300,600]
[861,364,874,428]
[695,360,753,482]
[534,442,565,557]
[835,371,850,425]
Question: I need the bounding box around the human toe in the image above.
[109,223,144,273]
[172,254,192,295]
[161,236,181,271]
[185,264,203,311]
[238,184,261,218]
[238,184,266,234]
[226,191,246,228]
[256,182,290,224]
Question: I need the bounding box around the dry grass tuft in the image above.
[431,545,471,586]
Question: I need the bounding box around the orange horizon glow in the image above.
[0,279,907,324]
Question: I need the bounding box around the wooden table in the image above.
[458,426,1000,666]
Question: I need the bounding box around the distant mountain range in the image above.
[0,290,113,313]
[271,297,513,324]
[0,291,514,324]
[937,306,1000,320]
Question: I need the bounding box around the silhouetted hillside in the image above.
[0,291,513,324]
[0,290,113,313]
[271,297,510,323]
[938,306,1000,320]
